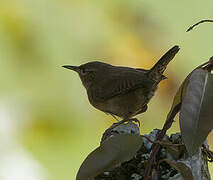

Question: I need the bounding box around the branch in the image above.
[186,19,213,32]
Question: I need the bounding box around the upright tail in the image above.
[148,45,180,82]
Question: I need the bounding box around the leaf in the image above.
[76,134,142,180]
[158,139,186,160]
[166,78,189,122]
[162,159,194,180]
[180,69,213,156]
[165,57,213,124]
[165,144,186,160]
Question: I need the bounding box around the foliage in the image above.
[180,69,213,156]
[77,56,213,179]
[76,134,142,180]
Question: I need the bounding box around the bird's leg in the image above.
[106,117,140,132]
[128,118,141,127]
[105,112,120,122]
[101,117,140,142]
[101,122,121,142]
[109,113,120,122]
[101,118,128,142]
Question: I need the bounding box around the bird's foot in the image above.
[109,113,120,122]
[101,122,121,143]
[128,118,141,127]
[101,118,140,143]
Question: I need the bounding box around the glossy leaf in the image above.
[162,159,194,180]
[76,134,142,180]
[180,69,213,156]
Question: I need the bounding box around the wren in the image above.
[63,45,179,126]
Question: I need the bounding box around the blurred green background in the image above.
[0,0,213,179]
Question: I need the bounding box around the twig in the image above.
[202,144,213,162]
[143,103,182,180]
[141,135,183,147]
[203,56,213,72]
[186,19,213,32]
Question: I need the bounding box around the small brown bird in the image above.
[63,46,179,126]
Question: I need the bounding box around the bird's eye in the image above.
[81,68,87,75]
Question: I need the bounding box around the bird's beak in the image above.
[62,65,80,72]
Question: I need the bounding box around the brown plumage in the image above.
[63,45,179,121]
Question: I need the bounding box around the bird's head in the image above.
[63,61,112,89]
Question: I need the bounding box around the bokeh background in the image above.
[0,0,213,179]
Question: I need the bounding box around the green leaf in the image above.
[76,134,142,180]
[180,69,213,156]
[162,159,194,180]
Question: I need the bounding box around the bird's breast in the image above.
[87,87,150,118]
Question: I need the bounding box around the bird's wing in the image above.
[135,68,149,73]
[136,68,167,80]
[90,70,154,102]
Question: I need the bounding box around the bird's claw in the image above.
[129,118,140,127]
[101,122,120,143]
[101,118,140,143]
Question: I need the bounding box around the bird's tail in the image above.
[148,45,180,82]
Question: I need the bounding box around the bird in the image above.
[63,45,179,128]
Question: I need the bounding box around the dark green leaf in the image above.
[76,134,142,180]
[162,159,194,180]
[180,69,213,156]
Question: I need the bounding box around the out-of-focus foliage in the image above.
[0,0,213,179]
